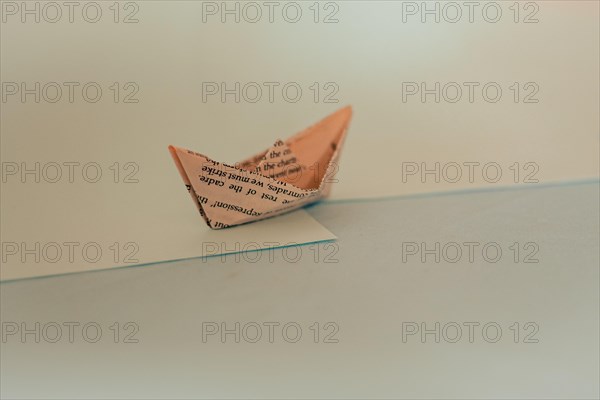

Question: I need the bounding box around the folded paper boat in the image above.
[169,106,353,229]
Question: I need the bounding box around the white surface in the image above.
[1,182,598,399]
[0,204,335,281]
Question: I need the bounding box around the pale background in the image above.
[1,1,599,398]
[2,0,599,278]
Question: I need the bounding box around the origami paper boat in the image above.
[169,106,352,229]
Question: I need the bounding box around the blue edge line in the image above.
[2,178,598,284]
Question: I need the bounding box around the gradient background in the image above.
[1,1,599,398]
